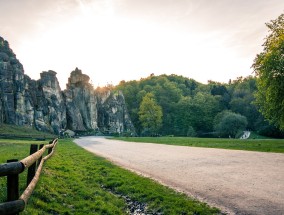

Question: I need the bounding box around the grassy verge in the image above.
[0,138,220,214]
[248,132,273,139]
[113,137,284,153]
[0,124,55,139]
[0,139,33,202]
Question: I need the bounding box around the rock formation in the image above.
[64,68,98,131]
[97,90,135,134]
[36,70,67,134]
[0,36,135,135]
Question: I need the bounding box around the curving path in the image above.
[75,137,284,215]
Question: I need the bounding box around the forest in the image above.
[116,74,284,138]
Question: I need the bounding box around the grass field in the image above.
[114,137,284,153]
[0,124,55,139]
[0,138,220,214]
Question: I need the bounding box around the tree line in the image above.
[116,74,283,138]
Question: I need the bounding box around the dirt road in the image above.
[75,137,284,215]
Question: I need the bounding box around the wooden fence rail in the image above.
[0,138,58,215]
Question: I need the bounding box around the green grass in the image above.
[0,138,220,214]
[113,137,284,153]
[248,132,273,139]
[0,124,56,139]
[0,139,48,204]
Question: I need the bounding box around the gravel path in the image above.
[75,137,284,215]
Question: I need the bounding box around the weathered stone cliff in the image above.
[97,90,135,134]
[0,36,135,135]
[64,68,98,131]
[36,70,67,134]
[0,36,30,126]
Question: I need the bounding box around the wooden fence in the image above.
[0,138,58,215]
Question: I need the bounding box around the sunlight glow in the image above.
[16,0,255,89]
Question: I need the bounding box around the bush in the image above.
[187,126,196,137]
[214,111,248,138]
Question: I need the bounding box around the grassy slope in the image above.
[114,137,284,153]
[0,139,219,214]
[0,124,55,138]
[248,132,273,139]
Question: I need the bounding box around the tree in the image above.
[173,96,194,136]
[253,13,284,130]
[214,111,248,138]
[117,73,283,137]
[138,93,163,135]
[228,77,260,130]
[173,92,220,136]
[187,126,196,137]
[191,92,220,132]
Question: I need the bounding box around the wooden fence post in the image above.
[0,139,58,215]
[7,159,19,215]
[48,140,53,154]
[27,144,38,187]
[37,144,44,168]
[7,159,19,202]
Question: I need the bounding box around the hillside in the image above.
[116,74,284,138]
[0,124,56,139]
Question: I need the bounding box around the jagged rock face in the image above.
[64,68,98,131]
[35,71,67,134]
[0,37,67,134]
[64,68,135,134]
[15,75,35,127]
[0,36,30,126]
[97,90,135,134]
[0,36,135,135]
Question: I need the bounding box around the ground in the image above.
[75,137,284,215]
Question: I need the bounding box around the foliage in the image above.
[253,13,284,130]
[114,137,284,153]
[214,111,248,138]
[187,126,196,137]
[138,93,163,135]
[117,74,284,138]
[228,77,259,130]
[0,139,219,214]
[173,93,220,135]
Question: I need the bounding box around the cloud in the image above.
[1,0,284,87]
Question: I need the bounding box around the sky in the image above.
[0,0,284,89]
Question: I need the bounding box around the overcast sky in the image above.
[0,0,283,89]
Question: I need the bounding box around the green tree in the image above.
[214,111,248,138]
[228,77,260,130]
[173,93,220,136]
[187,126,196,137]
[138,93,163,135]
[173,96,194,136]
[253,13,284,130]
[192,92,220,132]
